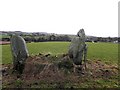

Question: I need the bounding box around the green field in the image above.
[0,35,10,39]
[1,42,119,88]
[1,42,118,64]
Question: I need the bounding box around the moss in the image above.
[58,60,73,69]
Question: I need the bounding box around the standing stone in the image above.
[68,29,87,67]
[10,35,29,74]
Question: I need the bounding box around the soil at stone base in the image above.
[2,54,119,88]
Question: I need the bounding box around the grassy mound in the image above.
[2,54,119,88]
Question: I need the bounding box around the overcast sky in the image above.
[0,0,119,37]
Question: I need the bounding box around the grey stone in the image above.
[10,35,29,74]
[68,29,88,66]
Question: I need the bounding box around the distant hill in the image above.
[0,31,119,43]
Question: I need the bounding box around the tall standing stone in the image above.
[10,35,29,74]
[68,29,87,66]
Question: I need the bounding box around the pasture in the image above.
[1,42,119,88]
[1,42,118,64]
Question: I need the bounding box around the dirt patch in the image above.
[86,60,118,79]
[2,54,119,88]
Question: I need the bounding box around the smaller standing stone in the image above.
[10,35,29,74]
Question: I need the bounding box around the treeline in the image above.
[86,36,119,43]
[1,34,72,42]
[1,32,119,43]
[24,34,71,42]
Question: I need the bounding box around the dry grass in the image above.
[2,54,119,88]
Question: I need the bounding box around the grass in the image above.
[1,42,119,88]
[0,35,10,39]
[87,42,118,64]
[28,42,69,55]
[1,42,118,64]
